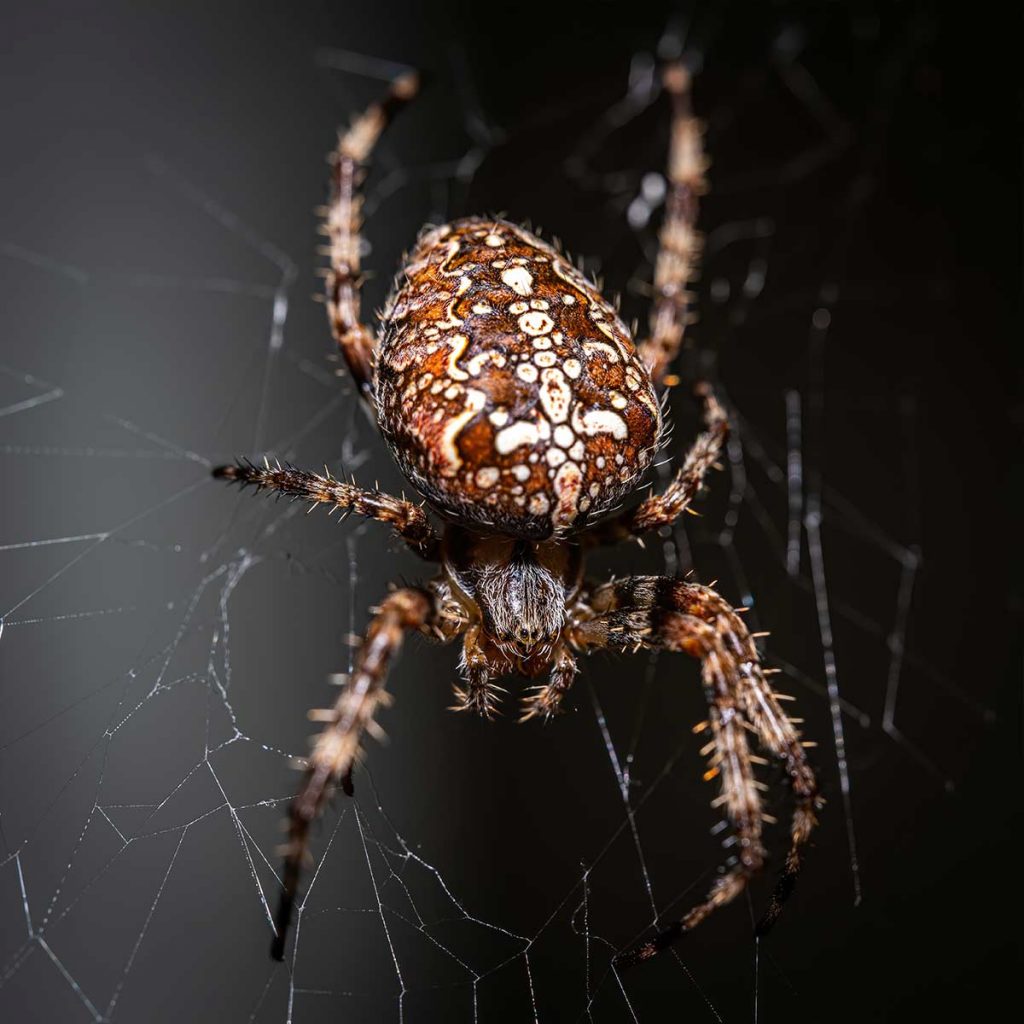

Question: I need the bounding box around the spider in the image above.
[213,65,821,966]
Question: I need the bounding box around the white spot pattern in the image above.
[501,266,534,296]
[378,216,662,535]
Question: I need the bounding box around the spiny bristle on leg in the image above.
[449,685,503,719]
[518,684,566,723]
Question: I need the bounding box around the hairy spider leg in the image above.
[212,459,440,560]
[649,579,820,938]
[326,72,418,403]
[569,576,820,966]
[637,63,708,388]
[583,67,726,547]
[519,646,578,722]
[450,625,503,719]
[271,586,450,961]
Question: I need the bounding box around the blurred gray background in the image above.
[0,1,1017,1021]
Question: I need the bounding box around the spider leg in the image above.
[519,647,578,722]
[581,380,728,547]
[582,68,725,548]
[450,625,504,719]
[212,459,440,560]
[570,576,821,966]
[272,585,452,961]
[637,63,708,388]
[326,72,418,403]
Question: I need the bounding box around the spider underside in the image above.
[213,66,821,966]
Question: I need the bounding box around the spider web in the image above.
[0,4,1013,1022]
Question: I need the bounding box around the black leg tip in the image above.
[614,923,684,970]
[271,888,296,962]
[756,867,799,936]
[755,899,783,938]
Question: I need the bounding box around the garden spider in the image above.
[213,65,821,965]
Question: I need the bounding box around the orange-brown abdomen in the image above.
[375,218,662,538]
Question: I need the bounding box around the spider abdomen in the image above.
[375,217,662,538]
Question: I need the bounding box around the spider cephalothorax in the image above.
[213,65,821,967]
[443,529,581,661]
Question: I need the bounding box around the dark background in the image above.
[0,1,1018,1021]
